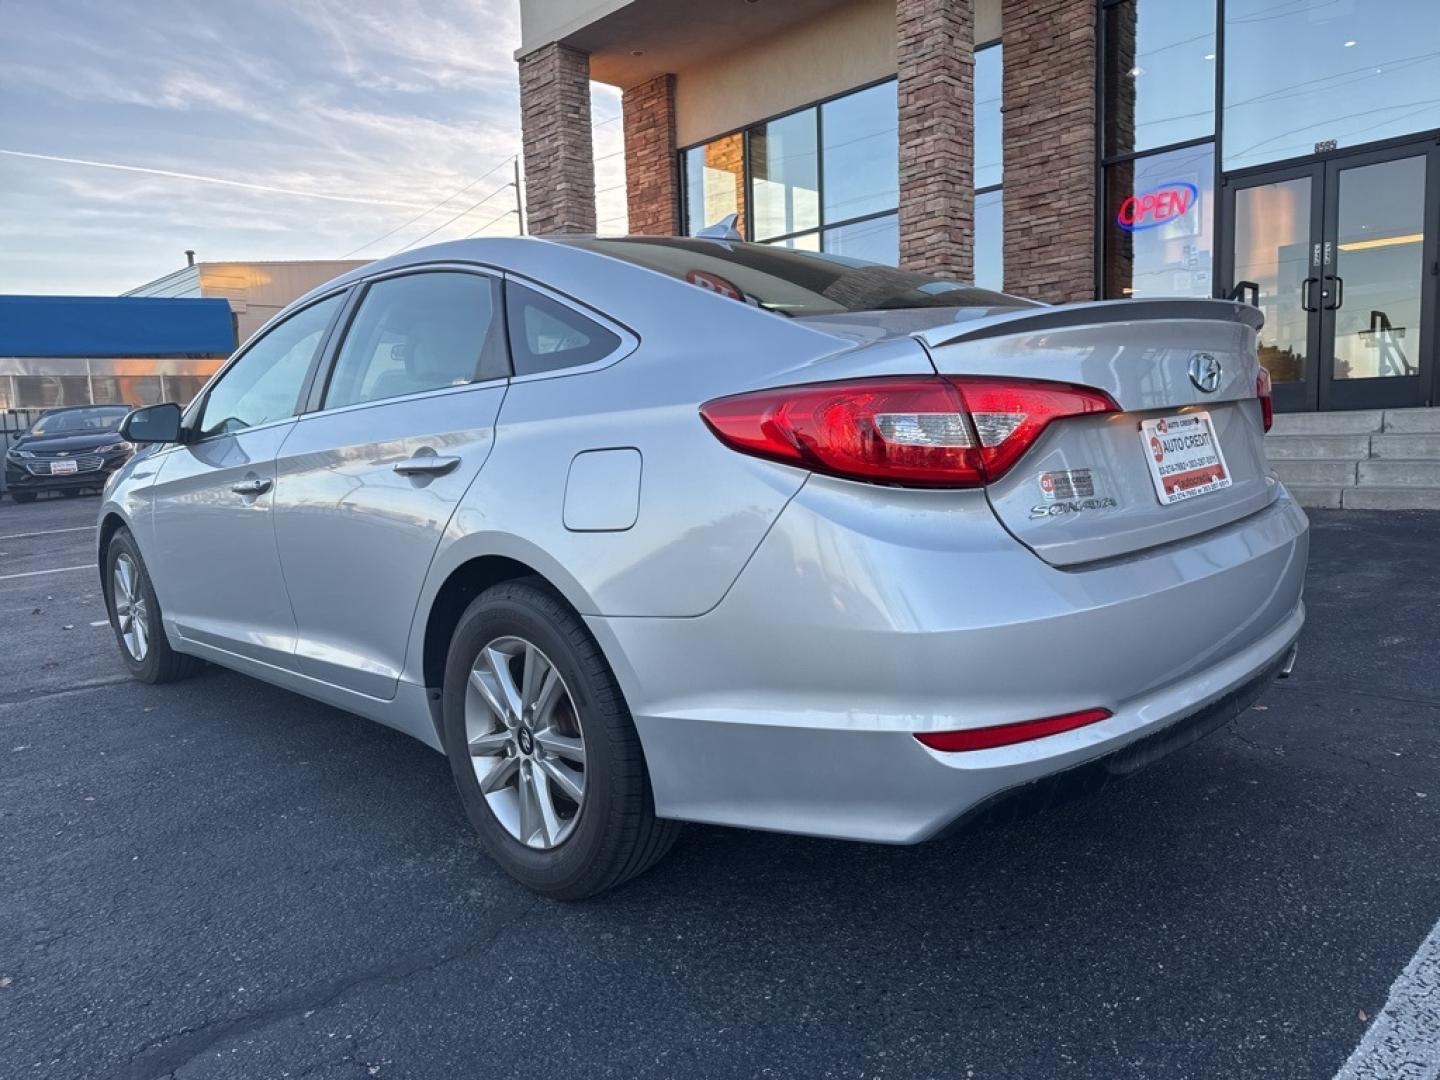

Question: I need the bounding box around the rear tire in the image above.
[104,527,204,684]
[11,492,36,504]
[442,580,681,900]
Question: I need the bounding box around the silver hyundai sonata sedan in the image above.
[100,236,1308,898]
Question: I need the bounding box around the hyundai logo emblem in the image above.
[1188,352,1222,393]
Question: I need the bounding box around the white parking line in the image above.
[1334,915,1440,1079]
[0,524,97,542]
[0,564,93,582]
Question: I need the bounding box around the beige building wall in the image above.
[127,260,366,343]
[672,0,999,148]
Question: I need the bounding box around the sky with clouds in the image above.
[0,0,625,295]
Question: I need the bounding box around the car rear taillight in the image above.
[914,708,1113,752]
[699,376,1118,488]
[1256,368,1274,432]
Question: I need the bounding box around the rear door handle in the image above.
[393,455,460,477]
[231,477,272,496]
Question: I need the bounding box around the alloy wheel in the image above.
[465,636,587,850]
[112,554,149,661]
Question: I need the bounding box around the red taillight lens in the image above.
[1256,367,1274,432]
[699,376,1118,488]
[914,708,1113,752]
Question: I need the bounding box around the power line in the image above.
[394,178,517,254]
[465,207,519,237]
[344,154,517,257]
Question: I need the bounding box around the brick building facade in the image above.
[515,0,1440,414]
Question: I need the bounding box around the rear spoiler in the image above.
[918,298,1264,349]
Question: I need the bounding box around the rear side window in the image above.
[506,282,621,376]
[324,271,504,409]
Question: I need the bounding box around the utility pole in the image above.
[514,157,525,236]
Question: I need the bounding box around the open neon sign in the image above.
[1116,181,1199,232]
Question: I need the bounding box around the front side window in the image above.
[198,292,343,438]
[505,283,622,376]
[323,272,502,410]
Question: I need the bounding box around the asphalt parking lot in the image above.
[2,493,1438,1080]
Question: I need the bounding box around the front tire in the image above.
[442,580,680,900]
[11,491,36,504]
[104,527,204,683]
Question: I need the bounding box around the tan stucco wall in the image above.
[675,0,892,148]
[673,0,1000,147]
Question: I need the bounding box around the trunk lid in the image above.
[917,299,1275,566]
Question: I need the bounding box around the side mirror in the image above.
[120,402,184,444]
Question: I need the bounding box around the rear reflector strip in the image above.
[914,708,1113,752]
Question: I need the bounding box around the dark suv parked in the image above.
[4,405,135,503]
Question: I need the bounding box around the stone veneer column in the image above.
[518,43,596,234]
[622,74,680,235]
[897,0,975,279]
[1001,0,1098,302]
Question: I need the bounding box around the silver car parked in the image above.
[101,237,1308,898]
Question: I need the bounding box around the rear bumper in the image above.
[936,643,1293,839]
[589,482,1309,843]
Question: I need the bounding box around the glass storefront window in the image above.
[975,44,1003,190]
[1104,142,1215,299]
[1104,0,1216,158]
[750,109,820,241]
[681,81,900,265]
[683,133,746,236]
[974,189,1004,292]
[1224,0,1440,170]
[820,82,898,224]
[822,214,898,264]
[764,232,821,252]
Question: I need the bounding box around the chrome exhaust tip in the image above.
[1278,645,1299,679]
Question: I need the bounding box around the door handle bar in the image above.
[1301,277,1319,312]
[393,455,461,477]
[231,478,272,496]
[1326,274,1344,310]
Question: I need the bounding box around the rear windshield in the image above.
[556,237,1033,318]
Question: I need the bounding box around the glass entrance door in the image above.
[1222,141,1439,412]
[1224,167,1323,413]
[1320,150,1435,410]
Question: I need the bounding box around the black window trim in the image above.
[302,262,510,417]
[182,286,352,446]
[500,272,638,384]
[678,75,902,247]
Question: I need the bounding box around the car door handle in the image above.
[231,477,272,496]
[393,455,460,477]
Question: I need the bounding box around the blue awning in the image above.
[0,295,236,357]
